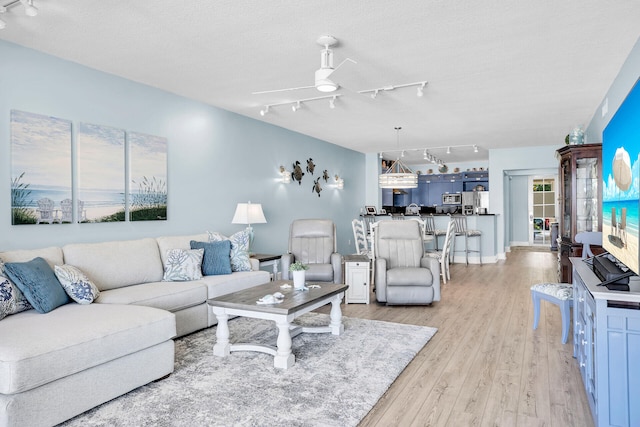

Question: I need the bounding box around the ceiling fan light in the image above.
[316,78,338,92]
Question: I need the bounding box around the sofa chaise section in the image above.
[0,301,175,427]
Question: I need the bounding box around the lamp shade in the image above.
[231,202,267,225]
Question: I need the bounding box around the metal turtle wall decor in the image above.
[312,177,322,197]
[306,158,315,175]
[291,161,304,185]
[322,169,329,182]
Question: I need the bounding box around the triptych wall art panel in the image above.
[10,110,168,225]
[78,123,126,223]
[129,132,168,221]
[10,110,72,225]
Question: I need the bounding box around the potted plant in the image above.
[289,261,309,290]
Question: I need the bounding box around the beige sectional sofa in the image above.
[0,233,271,427]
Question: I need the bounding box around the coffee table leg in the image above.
[329,293,345,335]
[213,310,231,357]
[274,319,295,369]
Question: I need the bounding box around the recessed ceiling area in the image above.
[1,1,639,165]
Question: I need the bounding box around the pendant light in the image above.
[379,127,418,189]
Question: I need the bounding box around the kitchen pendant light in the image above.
[379,127,418,189]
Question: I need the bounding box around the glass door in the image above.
[530,177,557,246]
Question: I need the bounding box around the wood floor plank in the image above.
[318,248,593,427]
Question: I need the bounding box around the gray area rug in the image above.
[60,313,437,427]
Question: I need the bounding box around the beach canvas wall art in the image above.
[10,110,72,225]
[78,123,126,222]
[128,132,167,221]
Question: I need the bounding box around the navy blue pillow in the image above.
[190,240,232,276]
[3,257,70,313]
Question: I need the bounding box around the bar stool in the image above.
[451,215,482,265]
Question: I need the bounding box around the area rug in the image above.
[60,313,437,427]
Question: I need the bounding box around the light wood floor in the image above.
[319,248,594,427]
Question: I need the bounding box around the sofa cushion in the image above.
[0,275,32,320]
[3,257,70,313]
[162,248,204,282]
[200,270,271,299]
[156,233,209,266]
[96,280,208,312]
[208,230,251,272]
[190,240,232,276]
[54,264,101,304]
[63,238,164,291]
[0,246,64,268]
[0,303,176,394]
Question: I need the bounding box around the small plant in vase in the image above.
[289,261,309,290]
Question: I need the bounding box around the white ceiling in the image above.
[1,1,639,165]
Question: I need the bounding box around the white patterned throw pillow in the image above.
[0,259,33,320]
[163,248,204,281]
[54,264,101,304]
[207,230,251,272]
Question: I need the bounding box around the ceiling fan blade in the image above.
[252,85,316,95]
[332,57,357,74]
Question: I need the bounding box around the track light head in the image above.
[474,145,478,153]
[371,90,378,99]
[446,146,451,154]
[417,83,425,97]
[22,0,38,16]
[423,149,427,160]
[292,101,301,112]
[260,106,270,116]
[0,17,5,30]
[329,96,336,109]
[379,152,383,159]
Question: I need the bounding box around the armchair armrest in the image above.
[420,256,441,301]
[374,258,388,302]
[280,253,294,280]
[330,253,343,284]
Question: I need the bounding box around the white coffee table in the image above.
[207,280,347,369]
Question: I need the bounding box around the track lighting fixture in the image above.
[381,144,480,165]
[360,81,428,98]
[22,0,37,16]
[258,94,342,116]
[0,0,38,29]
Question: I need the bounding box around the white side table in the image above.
[251,254,281,281]
[344,254,370,304]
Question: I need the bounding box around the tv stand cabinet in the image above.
[571,258,640,427]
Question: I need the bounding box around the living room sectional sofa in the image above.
[0,232,271,427]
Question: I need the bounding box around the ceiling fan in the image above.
[252,35,356,95]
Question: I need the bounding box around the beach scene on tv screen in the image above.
[602,82,640,274]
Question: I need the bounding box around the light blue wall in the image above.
[509,175,530,244]
[489,145,559,256]
[586,37,640,142]
[0,40,365,255]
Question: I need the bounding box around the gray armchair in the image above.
[374,220,441,305]
[281,219,343,284]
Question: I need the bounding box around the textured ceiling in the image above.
[1,1,639,165]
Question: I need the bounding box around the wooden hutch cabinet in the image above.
[557,143,602,282]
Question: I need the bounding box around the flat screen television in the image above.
[602,78,640,276]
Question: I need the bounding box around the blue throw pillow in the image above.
[3,257,70,313]
[190,240,232,276]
